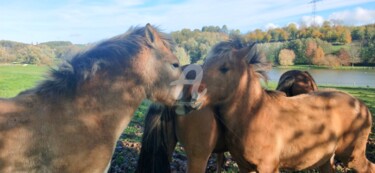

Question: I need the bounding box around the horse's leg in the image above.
[345,149,375,173]
[176,108,220,173]
[216,152,224,173]
[238,167,261,173]
[256,165,279,173]
[336,109,375,173]
[256,158,280,173]
[186,151,211,173]
[318,155,335,173]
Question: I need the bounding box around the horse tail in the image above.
[303,71,318,91]
[136,103,177,173]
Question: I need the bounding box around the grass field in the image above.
[0,64,49,97]
[1,65,374,172]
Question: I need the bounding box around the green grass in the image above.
[263,81,375,116]
[1,64,375,171]
[331,44,350,53]
[0,64,48,97]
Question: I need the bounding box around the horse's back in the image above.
[276,70,318,96]
[274,90,372,169]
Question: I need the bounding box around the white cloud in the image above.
[300,15,325,27]
[1,0,375,43]
[328,7,375,25]
[264,23,279,30]
[113,0,145,7]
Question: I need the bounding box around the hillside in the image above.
[0,23,374,67]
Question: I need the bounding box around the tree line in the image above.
[0,23,374,66]
[0,41,83,65]
[171,23,374,66]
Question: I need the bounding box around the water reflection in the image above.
[268,68,375,88]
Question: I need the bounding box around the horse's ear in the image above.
[232,44,252,61]
[145,23,158,44]
[246,43,257,63]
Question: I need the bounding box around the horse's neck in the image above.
[72,77,146,139]
[221,70,265,122]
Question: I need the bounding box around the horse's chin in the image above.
[174,100,204,115]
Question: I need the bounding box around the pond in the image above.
[268,68,375,88]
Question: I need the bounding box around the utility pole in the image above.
[309,0,322,27]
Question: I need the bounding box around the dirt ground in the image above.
[108,138,375,173]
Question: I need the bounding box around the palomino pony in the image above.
[179,40,375,172]
[0,24,183,173]
[137,66,319,172]
[276,70,318,96]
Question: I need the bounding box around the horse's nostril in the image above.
[172,63,180,68]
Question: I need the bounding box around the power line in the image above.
[309,0,323,26]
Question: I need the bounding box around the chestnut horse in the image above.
[179,40,375,172]
[137,68,319,172]
[0,24,183,173]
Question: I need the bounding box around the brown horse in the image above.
[136,66,227,173]
[276,70,318,96]
[0,24,183,173]
[137,65,319,172]
[179,40,375,172]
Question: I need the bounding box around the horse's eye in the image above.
[172,63,180,68]
[219,66,229,74]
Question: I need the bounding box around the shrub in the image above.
[325,55,340,67]
[311,46,325,65]
[337,48,350,66]
[278,49,296,66]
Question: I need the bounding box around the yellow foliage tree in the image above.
[278,49,295,66]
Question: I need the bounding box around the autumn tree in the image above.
[310,28,323,39]
[325,55,340,67]
[16,45,53,65]
[278,29,289,41]
[269,29,280,42]
[351,26,365,41]
[278,49,295,66]
[305,39,326,65]
[297,27,308,39]
[220,25,229,34]
[263,33,272,42]
[286,23,298,40]
[337,48,350,66]
[174,46,190,65]
[286,39,307,64]
[171,28,228,63]
[257,42,284,65]
[312,47,325,65]
[0,47,16,63]
[305,39,318,60]
[360,26,375,64]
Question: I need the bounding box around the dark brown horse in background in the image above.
[137,68,319,172]
[0,24,183,173]
[178,40,374,172]
[276,70,318,96]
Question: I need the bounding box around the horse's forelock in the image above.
[203,39,270,82]
[245,44,270,82]
[204,39,244,66]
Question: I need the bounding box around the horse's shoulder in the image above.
[312,89,351,98]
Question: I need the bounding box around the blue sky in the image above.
[0,0,374,44]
